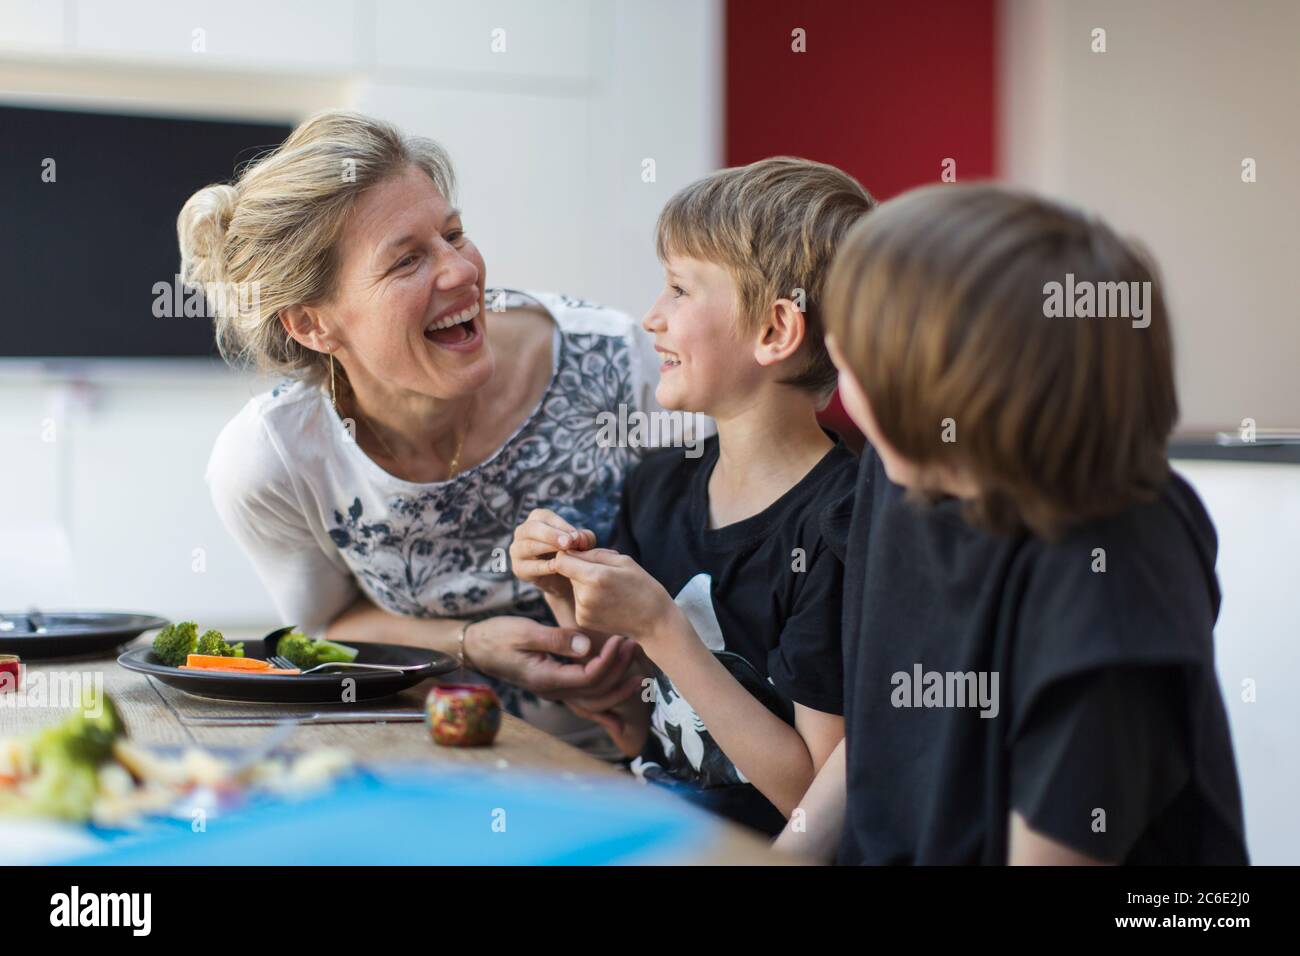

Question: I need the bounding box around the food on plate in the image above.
[180,654,298,674]
[0,693,353,827]
[277,631,359,669]
[196,629,245,658]
[151,621,199,667]
[152,622,245,666]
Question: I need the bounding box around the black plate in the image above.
[0,611,168,660]
[116,641,458,703]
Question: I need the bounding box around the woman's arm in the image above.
[326,593,641,705]
[325,593,463,653]
[773,738,847,862]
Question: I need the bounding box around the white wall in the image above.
[1171,460,1300,865]
[1000,0,1300,431]
[0,0,723,622]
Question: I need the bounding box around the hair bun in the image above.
[177,183,238,287]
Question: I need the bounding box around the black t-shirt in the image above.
[834,446,1249,865]
[609,434,857,835]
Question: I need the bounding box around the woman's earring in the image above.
[329,351,337,413]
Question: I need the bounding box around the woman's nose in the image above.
[435,245,478,290]
[642,305,665,333]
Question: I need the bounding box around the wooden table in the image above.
[2,632,785,865]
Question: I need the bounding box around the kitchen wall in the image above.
[1000,0,1300,432]
[0,0,723,622]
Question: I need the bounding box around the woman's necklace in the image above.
[356,396,475,482]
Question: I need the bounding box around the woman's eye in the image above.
[446,230,466,245]
[394,254,418,270]
[670,284,685,298]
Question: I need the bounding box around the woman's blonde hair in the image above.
[178,109,456,383]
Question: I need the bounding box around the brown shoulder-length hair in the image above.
[824,183,1178,539]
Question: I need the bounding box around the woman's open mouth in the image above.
[424,301,482,351]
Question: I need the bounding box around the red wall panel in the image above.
[726,0,999,197]
[725,0,999,443]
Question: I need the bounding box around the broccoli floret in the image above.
[35,689,124,767]
[277,631,358,668]
[151,621,198,667]
[195,629,245,658]
[196,629,225,655]
[22,692,125,820]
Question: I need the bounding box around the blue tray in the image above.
[66,767,712,866]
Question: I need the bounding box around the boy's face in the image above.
[642,255,760,415]
[827,336,980,498]
[826,335,922,488]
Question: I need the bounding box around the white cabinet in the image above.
[0,0,65,51]
[73,0,357,73]
[373,0,594,81]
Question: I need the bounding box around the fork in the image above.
[267,656,420,675]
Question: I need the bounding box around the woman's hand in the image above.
[567,695,652,758]
[462,615,640,703]
[549,549,678,645]
[509,509,597,601]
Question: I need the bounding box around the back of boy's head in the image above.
[656,157,876,398]
[825,183,1178,539]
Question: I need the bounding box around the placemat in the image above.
[148,675,428,725]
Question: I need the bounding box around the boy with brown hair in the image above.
[511,158,875,833]
[781,183,1248,864]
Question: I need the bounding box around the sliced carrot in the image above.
[184,654,271,671]
[179,664,301,675]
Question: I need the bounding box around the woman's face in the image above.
[324,164,492,400]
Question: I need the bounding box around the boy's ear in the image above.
[279,303,334,354]
[753,298,806,368]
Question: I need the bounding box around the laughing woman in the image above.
[185,111,673,752]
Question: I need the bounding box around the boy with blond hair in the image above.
[511,158,875,833]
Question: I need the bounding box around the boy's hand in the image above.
[549,549,678,644]
[509,508,597,599]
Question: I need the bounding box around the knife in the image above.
[181,709,425,726]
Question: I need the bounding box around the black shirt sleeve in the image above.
[1010,665,1190,862]
[766,537,846,716]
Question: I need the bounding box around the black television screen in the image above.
[0,104,292,359]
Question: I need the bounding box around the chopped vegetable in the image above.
[196,629,245,658]
[179,663,300,675]
[0,690,126,821]
[151,621,199,667]
[277,632,359,669]
[184,654,272,671]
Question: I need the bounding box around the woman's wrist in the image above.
[458,619,480,671]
